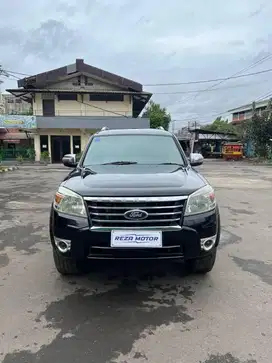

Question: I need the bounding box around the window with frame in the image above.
[58,93,78,101]
[89,94,124,102]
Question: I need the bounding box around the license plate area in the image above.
[111,230,162,248]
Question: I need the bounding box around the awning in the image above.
[2,139,21,144]
[0,132,29,140]
[36,116,150,129]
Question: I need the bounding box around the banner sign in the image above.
[0,115,37,129]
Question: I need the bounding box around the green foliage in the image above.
[245,99,272,158]
[19,107,33,116]
[26,148,35,160]
[40,151,50,162]
[203,117,236,133]
[142,101,171,130]
[16,155,24,163]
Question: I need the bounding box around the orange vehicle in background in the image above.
[222,142,243,160]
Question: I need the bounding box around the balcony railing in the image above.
[33,109,132,117]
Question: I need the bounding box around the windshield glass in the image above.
[83,134,185,166]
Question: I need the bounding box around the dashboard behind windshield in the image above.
[82,134,186,166]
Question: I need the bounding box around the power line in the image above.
[173,91,272,128]
[79,99,128,118]
[4,70,270,95]
[170,54,272,129]
[144,67,272,87]
[254,90,272,102]
[152,80,268,95]
[4,67,272,88]
[2,72,129,118]
[188,53,272,102]
[5,70,30,77]
[4,65,272,122]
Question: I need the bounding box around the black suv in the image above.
[50,128,220,275]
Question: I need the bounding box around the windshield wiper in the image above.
[102,161,138,165]
[158,162,185,166]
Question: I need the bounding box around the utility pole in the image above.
[0,80,4,114]
[0,66,9,114]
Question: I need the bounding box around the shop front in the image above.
[0,115,36,161]
[35,129,85,163]
[34,116,150,163]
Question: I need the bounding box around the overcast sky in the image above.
[0,0,271,130]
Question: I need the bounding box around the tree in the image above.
[19,106,33,116]
[142,100,171,130]
[203,117,236,133]
[245,100,272,158]
[0,65,9,78]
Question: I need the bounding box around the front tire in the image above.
[187,248,217,274]
[53,249,87,275]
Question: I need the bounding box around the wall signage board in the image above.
[0,115,37,129]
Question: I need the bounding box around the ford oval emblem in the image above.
[124,209,148,220]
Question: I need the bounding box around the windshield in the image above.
[83,134,186,166]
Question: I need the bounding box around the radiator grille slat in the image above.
[84,197,187,228]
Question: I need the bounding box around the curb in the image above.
[0,166,19,173]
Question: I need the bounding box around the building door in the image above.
[51,136,70,163]
[42,99,55,116]
[40,135,49,154]
[72,136,81,154]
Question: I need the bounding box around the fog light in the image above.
[54,237,71,253]
[200,235,217,252]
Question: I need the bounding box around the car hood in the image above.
[61,164,207,197]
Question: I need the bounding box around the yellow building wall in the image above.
[32,75,133,117]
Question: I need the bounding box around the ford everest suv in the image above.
[49,127,220,275]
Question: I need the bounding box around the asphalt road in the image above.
[0,161,272,363]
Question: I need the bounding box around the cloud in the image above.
[154,28,253,55]
[23,20,82,61]
[1,0,272,129]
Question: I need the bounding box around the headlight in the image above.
[53,186,87,217]
[184,184,216,216]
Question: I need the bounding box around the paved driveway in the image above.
[0,162,272,363]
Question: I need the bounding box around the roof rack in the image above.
[157,126,164,130]
[101,126,109,131]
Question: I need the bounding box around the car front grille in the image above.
[84,196,187,230]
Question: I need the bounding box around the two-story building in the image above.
[6,59,152,163]
[228,98,269,124]
[2,93,31,115]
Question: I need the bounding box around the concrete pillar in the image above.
[34,134,40,162]
[70,135,73,154]
[81,130,88,152]
[48,135,51,163]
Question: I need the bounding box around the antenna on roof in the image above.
[157,126,164,130]
[101,126,109,131]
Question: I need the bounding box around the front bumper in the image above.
[50,207,220,261]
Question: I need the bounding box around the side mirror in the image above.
[189,153,204,167]
[62,154,78,168]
